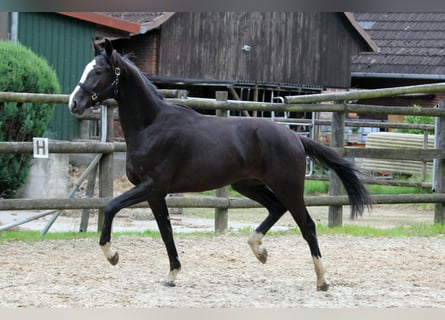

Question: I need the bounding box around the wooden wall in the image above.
[157,12,368,88]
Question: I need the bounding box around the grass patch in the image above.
[280,223,445,238]
[304,180,330,195]
[238,223,445,238]
[366,184,430,195]
[0,229,215,244]
[317,223,445,237]
[1,224,444,244]
[0,230,97,244]
[304,180,430,196]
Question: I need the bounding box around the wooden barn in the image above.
[1,12,376,140]
[108,12,376,100]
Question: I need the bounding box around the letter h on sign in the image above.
[33,137,49,158]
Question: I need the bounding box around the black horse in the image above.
[68,39,371,291]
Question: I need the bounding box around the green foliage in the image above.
[366,181,430,194]
[313,223,445,237]
[0,231,96,244]
[241,223,445,237]
[394,104,435,134]
[1,223,443,244]
[0,40,60,198]
[304,180,330,195]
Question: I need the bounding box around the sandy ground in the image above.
[0,203,444,308]
[0,233,444,307]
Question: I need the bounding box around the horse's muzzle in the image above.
[68,100,85,115]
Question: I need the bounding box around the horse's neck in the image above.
[115,70,163,142]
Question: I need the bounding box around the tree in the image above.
[0,40,60,198]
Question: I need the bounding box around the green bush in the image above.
[0,40,60,198]
[394,104,435,134]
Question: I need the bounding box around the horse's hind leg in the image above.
[265,176,329,291]
[232,180,287,264]
[290,203,329,291]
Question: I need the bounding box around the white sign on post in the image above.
[33,137,49,158]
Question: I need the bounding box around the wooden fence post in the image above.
[79,165,98,232]
[215,91,229,232]
[98,106,115,232]
[328,107,345,227]
[434,100,445,224]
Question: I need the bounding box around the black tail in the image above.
[299,135,372,218]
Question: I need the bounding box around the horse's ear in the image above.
[92,39,101,56]
[104,39,120,69]
[104,39,114,58]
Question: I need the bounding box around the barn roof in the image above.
[58,12,174,34]
[100,12,175,33]
[352,12,445,79]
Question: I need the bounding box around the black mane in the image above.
[108,50,165,102]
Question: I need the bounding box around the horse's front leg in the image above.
[148,199,181,287]
[99,182,152,265]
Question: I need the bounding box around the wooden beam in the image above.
[285,82,445,104]
[1,194,445,211]
[0,141,126,154]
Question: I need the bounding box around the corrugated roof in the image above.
[352,12,445,76]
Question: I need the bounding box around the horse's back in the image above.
[128,105,306,192]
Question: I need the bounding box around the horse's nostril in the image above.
[71,101,77,112]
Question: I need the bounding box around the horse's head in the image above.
[68,39,120,115]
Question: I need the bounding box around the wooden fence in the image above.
[1,82,445,232]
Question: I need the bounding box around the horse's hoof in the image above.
[317,282,329,292]
[162,268,180,287]
[162,280,176,287]
[107,252,119,266]
[256,248,268,264]
[248,232,268,264]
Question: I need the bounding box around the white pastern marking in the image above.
[68,59,96,111]
[167,268,181,283]
[247,231,264,255]
[312,256,327,286]
[101,242,116,260]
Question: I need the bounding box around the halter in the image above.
[78,67,121,105]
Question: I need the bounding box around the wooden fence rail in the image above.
[1,142,444,162]
[2,194,445,211]
[4,86,445,115]
[1,82,445,231]
[285,82,445,103]
[0,141,126,154]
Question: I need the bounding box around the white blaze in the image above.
[68,59,96,111]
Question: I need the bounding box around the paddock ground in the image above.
[0,231,444,307]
